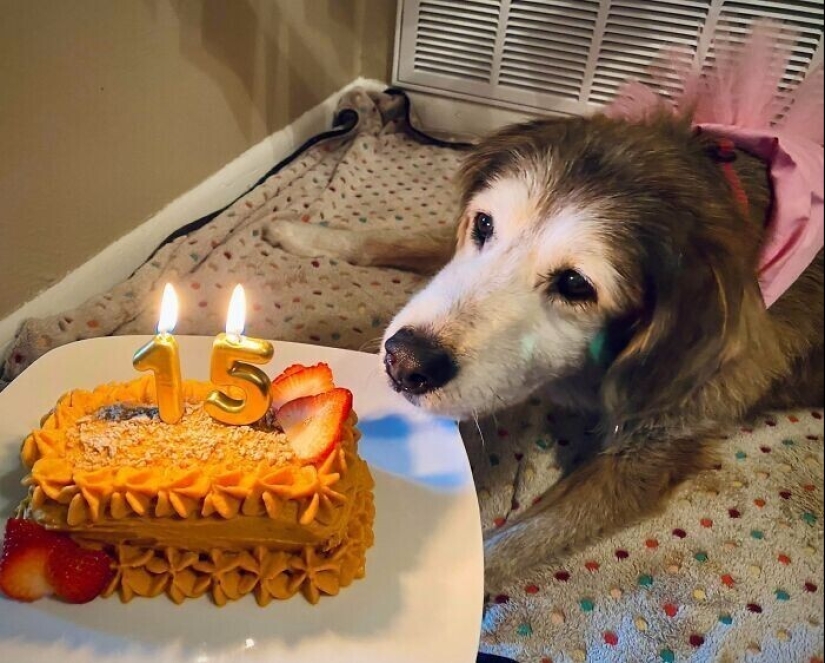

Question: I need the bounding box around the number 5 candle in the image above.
[206,285,274,426]
[133,284,184,424]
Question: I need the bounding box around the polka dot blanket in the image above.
[2,89,822,662]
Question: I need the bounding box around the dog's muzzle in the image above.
[383,327,457,396]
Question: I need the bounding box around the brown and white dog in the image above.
[269,101,824,594]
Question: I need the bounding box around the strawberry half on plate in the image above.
[0,518,114,604]
[270,363,335,411]
[46,539,114,604]
[278,388,353,463]
[0,519,58,602]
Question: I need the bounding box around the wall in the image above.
[0,0,396,319]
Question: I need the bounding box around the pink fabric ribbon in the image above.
[697,124,824,308]
[604,22,823,308]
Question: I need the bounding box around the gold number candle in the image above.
[205,285,274,426]
[133,283,184,424]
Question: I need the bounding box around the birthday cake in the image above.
[1,364,375,606]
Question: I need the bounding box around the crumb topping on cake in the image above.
[71,403,293,470]
[20,377,361,526]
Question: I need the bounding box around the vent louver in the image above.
[394,0,824,116]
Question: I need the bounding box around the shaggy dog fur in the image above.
[268,112,824,593]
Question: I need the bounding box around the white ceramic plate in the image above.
[0,336,483,663]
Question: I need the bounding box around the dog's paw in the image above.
[483,535,521,599]
[483,572,508,602]
[265,221,328,258]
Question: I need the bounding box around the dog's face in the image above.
[383,175,636,418]
[382,116,760,423]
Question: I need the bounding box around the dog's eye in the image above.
[555,270,597,303]
[471,212,494,247]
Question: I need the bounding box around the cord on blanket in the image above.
[477,653,518,663]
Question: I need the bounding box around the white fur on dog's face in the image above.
[382,176,625,418]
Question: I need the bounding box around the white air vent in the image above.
[707,1,824,90]
[587,1,712,104]
[498,1,601,100]
[393,0,824,116]
[413,0,499,81]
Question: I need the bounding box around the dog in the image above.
[268,41,824,594]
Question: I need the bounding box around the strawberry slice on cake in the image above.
[278,388,353,463]
[270,363,335,411]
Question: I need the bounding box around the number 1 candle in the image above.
[133,284,184,424]
[205,285,274,426]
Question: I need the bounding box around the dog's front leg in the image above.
[483,438,714,594]
[265,220,456,275]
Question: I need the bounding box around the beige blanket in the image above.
[2,89,822,663]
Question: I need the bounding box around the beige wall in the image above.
[0,0,396,318]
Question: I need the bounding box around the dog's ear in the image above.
[601,235,756,435]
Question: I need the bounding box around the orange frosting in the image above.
[95,482,375,606]
[21,376,360,528]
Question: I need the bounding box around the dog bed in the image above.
[2,89,823,663]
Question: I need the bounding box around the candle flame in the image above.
[157,284,178,335]
[226,285,246,338]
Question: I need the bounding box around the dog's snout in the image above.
[384,328,457,395]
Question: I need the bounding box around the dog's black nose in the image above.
[384,328,457,395]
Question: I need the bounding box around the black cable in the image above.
[138,88,472,271]
[477,653,519,663]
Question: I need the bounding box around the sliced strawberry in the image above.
[0,547,53,602]
[46,539,113,604]
[0,518,61,602]
[270,363,335,411]
[278,388,352,463]
[1,518,114,604]
[281,363,309,377]
[2,518,57,552]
